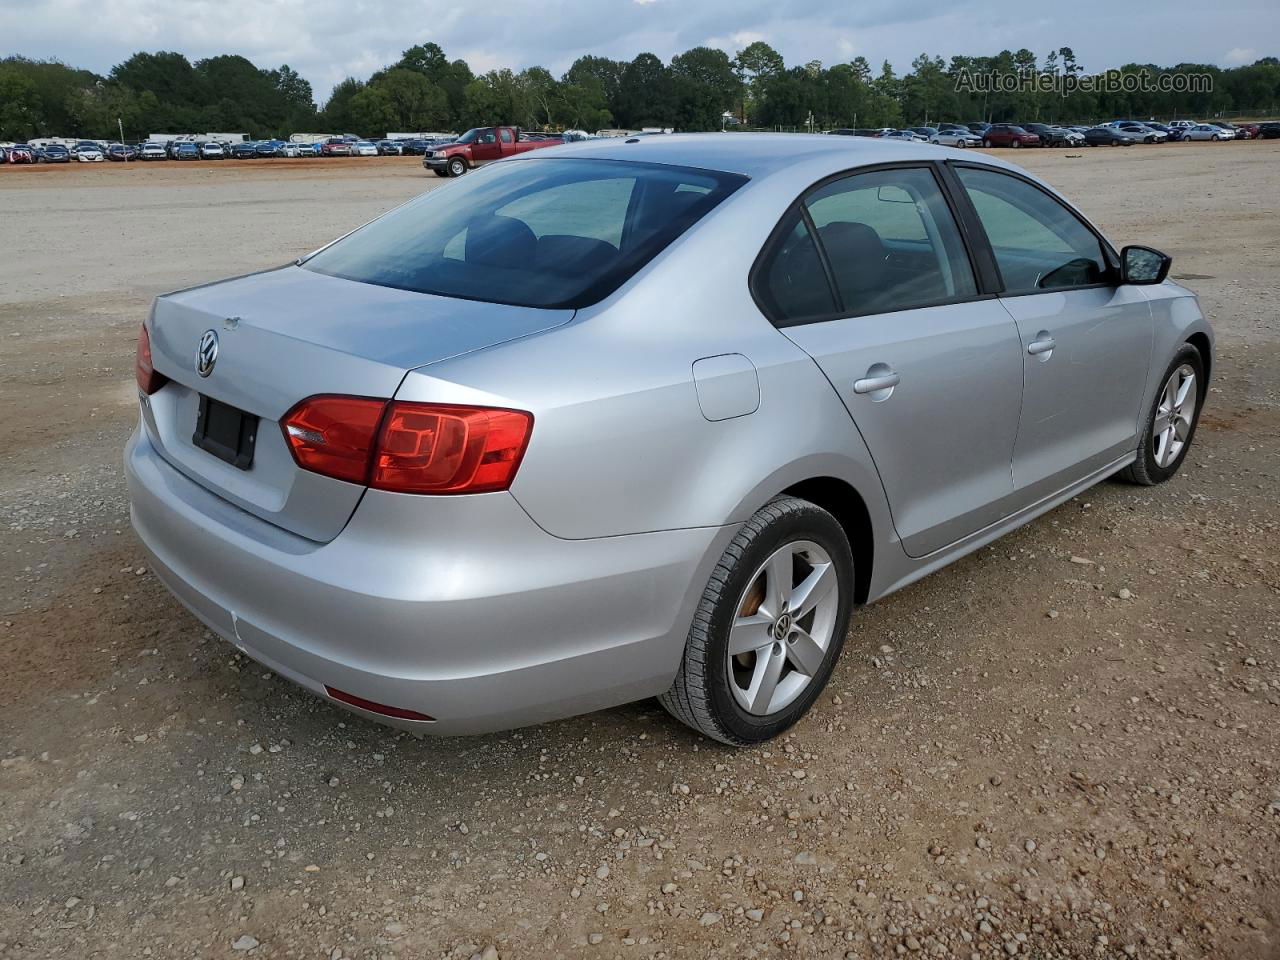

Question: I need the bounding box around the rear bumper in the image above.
[125,425,732,734]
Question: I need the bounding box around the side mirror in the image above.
[1121,245,1171,285]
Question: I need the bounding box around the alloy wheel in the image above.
[726,541,840,716]
[1153,363,1198,468]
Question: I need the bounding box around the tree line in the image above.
[2,41,1278,143]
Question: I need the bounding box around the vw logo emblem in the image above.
[772,613,793,641]
[196,329,219,378]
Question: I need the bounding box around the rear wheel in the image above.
[1012,139,1022,148]
[1117,345,1205,486]
[659,497,855,745]
[982,139,991,148]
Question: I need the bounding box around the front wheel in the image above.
[659,497,855,745]
[1118,345,1205,486]
[955,139,967,148]
[1012,139,1021,148]
[447,157,467,177]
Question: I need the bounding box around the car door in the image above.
[470,129,502,163]
[950,164,1153,503]
[758,164,1025,558]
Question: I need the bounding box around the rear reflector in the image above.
[281,396,533,495]
[324,685,435,722]
[135,323,168,395]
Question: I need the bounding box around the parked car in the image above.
[422,125,562,176]
[254,140,284,157]
[351,140,379,157]
[376,139,404,155]
[125,135,1212,743]
[1258,122,1280,139]
[230,141,260,158]
[138,142,167,160]
[909,127,939,140]
[1082,126,1138,146]
[38,143,71,163]
[6,144,37,164]
[1234,123,1259,140]
[1207,122,1238,140]
[276,142,308,157]
[1115,123,1167,144]
[399,138,430,155]
[937,122,969,133]
[981,124,1041,148]
[882,129,927,142]
[320,138,353,157]
[174,142,201,160]
[1022,123,1082,147]
[74,144,105,162]
[106,143,136,161]
[198,141,225,160]
[1139,121,1180,141]
[1184,123,1231,141]
[1168,120,1196,134]
[930,128,982,147]
[966,122,991,134]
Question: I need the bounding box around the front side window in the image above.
[956,166,1109,294]
[304,158,746,309]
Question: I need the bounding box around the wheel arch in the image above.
[779,476,875,606]
[1185,331,1212,383]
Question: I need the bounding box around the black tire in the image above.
[659,497,855,745]
[447,157,467,177]
[1117,344,1206,486]
[982,139,991,149]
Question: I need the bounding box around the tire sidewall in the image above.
[1137,345,1207,483]
[448,157,467,177]
[702,504,855,743]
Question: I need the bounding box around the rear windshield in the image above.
[303,158,747,309]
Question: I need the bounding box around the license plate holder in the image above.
[193,395,259,470]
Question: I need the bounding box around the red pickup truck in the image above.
[422,126,562,177]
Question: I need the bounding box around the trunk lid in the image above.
[144,265,570,542]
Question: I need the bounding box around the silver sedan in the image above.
[127,135,1212,744]
[930,129,983,147]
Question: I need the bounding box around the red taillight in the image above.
[135,323,168,395]
[372,403,533,494]
[280,395,386,485]
[280,396,533,495]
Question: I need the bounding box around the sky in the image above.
[2,0,1277,102]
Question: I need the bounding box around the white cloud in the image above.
[1,0,1276,103]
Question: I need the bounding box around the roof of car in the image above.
[518,132,1013,180]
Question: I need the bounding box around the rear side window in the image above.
[754,211,838,323]
[304,159,746,309]
[956,167,1109,293]
[754,166,979,324]
[806,167,976,317]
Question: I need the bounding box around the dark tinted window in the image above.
[754,211,837,323]
[803,167,977,316]
[304,158,746,309]
[956,167,1109,294]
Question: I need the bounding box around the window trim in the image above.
[943,160,1121,299]
[749,160,995,329]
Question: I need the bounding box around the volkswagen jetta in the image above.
[126,135,1211,744]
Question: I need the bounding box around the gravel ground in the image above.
[1,145,1277,960]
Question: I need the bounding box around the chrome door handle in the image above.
[852,372,901,394]
[1027,336,1056,356]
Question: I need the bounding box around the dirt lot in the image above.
[1,144,1277,960]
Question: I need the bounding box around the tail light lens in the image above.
[135,323,168,395]
[281,397,533,495]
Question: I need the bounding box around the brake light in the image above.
[280,397,533,494]
[135,323,167,395]
[280,395,386,485]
